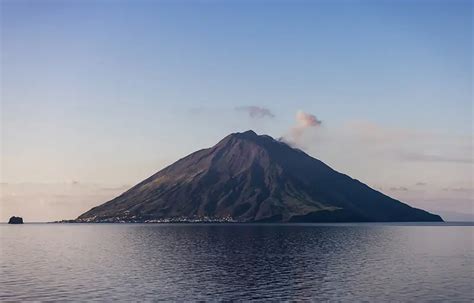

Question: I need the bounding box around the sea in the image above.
[1,223,473,301]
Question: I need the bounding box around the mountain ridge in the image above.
[77,130,442,223]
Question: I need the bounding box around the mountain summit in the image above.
[78,130,442,223]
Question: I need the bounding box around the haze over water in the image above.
[1,223,472,301]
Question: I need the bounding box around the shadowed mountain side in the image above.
[78,130,442,223]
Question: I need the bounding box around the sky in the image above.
[1,0,472,222]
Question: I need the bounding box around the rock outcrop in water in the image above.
[8,216,23,224]
[78,130,442,223]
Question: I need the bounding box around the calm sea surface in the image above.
[1,223,473,301]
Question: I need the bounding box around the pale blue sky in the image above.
[1,0,472,221]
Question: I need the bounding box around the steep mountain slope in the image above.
[78,130,442,222]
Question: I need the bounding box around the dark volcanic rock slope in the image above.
[78,131,442,222]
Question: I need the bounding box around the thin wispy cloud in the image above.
[442,187,473,192]
[390,186,409,191]
[398,152,473,164]
[235,106,275,119]
[306,120,472,165]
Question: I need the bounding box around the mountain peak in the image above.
[241,129,258,136]
[231,130,259,139]
[227,130,279,146]
[217,130,269,148]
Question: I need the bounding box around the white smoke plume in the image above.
[290,110,322,139]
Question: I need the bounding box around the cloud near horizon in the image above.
[235,106,275,119]
[397,152,473,164]
[0,182,130,222]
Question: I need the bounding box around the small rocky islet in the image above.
[8,216,23,224]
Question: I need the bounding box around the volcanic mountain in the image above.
[78,130,442,222]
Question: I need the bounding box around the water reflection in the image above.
[1,224,472,301]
